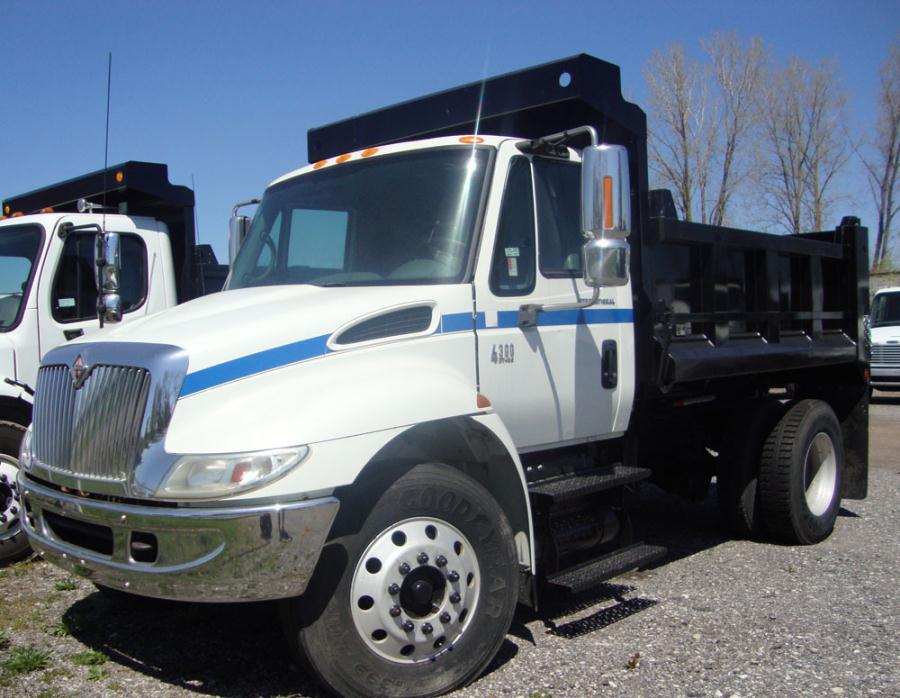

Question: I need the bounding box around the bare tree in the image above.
[759,58,849,234]
[644,35,765,225]
[644,44,708,222]
[861,44,900,271]
[704,34,766,226]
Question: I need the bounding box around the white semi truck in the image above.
[868,287,900,392]
[0,162,226,560]
[17,56,869,697]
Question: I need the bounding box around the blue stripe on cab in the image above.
[441,312,476,333]
[495,307,633,328]
[180,334,330,397]
[177,307,633,398]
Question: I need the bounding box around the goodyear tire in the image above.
[0,421,31,563]
[285,464,519,697]
[716,400,785,539]
[758,400,843,544]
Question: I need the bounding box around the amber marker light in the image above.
[459,136,484,144]
[3,205,9,214]
[476,393,492,409]
[603,175,614,229]
[336,153,352,163]
[313,160,328,169]
[40,207,54,213]
[11,212,23,217]
[361,148,379,158]
[115,171,124,183]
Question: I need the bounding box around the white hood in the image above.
[84,284,469,379]
[870,324,900,345]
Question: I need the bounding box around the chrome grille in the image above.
[32,364,152,481]
[872,345,900,365]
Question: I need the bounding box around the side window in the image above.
[489,158,536,296]
[534,158,582,276]
[52,234,147,322]
[287,209,349,270]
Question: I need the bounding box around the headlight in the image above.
[18,425,33,471]
[157,446,309,499]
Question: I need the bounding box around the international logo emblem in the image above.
[71,354,91,389]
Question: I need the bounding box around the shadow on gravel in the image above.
[64,591,327,697]
[631,482,729,566]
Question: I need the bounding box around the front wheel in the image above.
[0,421,31,563]
[758,400,843,544]
[284,464,519,698]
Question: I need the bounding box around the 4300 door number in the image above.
[490,343,515,364]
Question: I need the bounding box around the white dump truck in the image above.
[17,56,869,697]
[0,162,225,560]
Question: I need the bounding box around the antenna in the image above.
[102,52,112,221]
[98,52,112,328]
[192,173,201,244]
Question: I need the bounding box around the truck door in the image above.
[36,217,152,355]
[473,147,635,451]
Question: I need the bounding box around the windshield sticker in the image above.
[507,257,519,278]
[505,247,520,257]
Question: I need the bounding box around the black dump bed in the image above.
[308,54,869,401]
[2,161,226,300]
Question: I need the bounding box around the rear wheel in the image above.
[758,400,843,544]
[284,464,519,697]
[0,421,30,563]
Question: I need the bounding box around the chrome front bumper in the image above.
[870,365,900,388]
[19,475,339,602]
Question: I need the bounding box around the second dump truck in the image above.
[18,55,868,697]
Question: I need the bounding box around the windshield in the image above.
[227,147,491,289]
[0,224,43,331]
[871,291,900,327]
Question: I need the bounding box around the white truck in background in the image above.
[868,286,900,393]
[0,162,226,560]
[17,56,869,697]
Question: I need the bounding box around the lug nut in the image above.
[440,612,451,623]
[390,605,402,617]
[435,555,447,567]
[0,515,6,523]
[447,570,460,583]
[449,592,461,604]
[399,562,411,575]
[9,506,16,515]
[417,552,429,565]
[402,620,414,632]
[388,583,400,595]
[421,623,433,635]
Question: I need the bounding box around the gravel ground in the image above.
[1,397,898,698]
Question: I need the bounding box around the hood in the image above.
[84,284,470,380]
[870,325,900,344]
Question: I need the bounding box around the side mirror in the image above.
[228,215,251,265]
[583,237,629,287]
[95,232,122,323]
[582,144,631,238]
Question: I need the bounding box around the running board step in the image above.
[528,465,651,503]
[546,543,666,593]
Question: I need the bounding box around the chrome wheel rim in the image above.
[350,517,480,664]
[803,432,837,517]
[0,456,21,542]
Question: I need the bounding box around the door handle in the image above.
[601,340,618,389]
[64,329,84,341]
